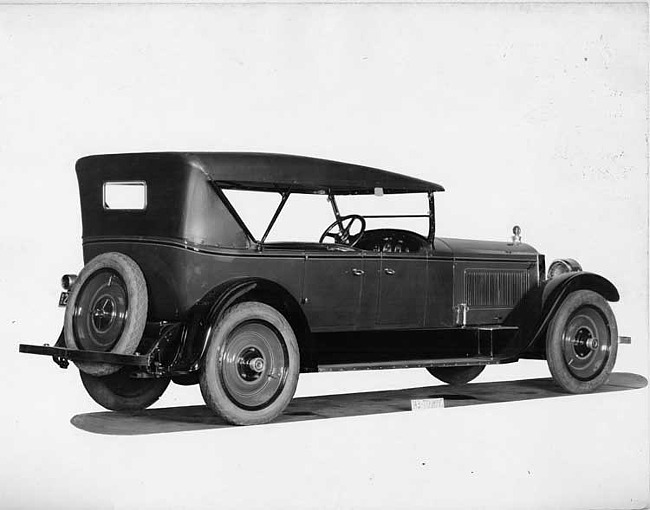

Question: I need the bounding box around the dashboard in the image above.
[354,229,430,254]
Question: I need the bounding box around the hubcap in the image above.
[219,320,289,410]
[73,270,128,352]
[92,296,117,331]
[561,306,611,381]
[236,347,267,382]
[248,357,266,373]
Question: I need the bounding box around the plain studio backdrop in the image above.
[0,3,647,509]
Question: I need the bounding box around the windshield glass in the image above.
[335,194,429,237]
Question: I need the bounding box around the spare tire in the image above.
[64,252,148,376]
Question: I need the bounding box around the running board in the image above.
[318,356,505,373]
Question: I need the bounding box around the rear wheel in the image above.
[64,252,148,376]
[546,290,618,393]
[80,369,170,411]
[199,302,300,425]
[427,365,485,385]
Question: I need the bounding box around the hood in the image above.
[436,237,539,258]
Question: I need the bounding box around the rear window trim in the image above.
[102,181,148,211]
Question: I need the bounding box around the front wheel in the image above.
[546,290,618,393]
[80,369,170,411]
[199,302,300,426]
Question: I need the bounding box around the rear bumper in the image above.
[19,343,149,367]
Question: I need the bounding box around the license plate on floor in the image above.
[411,398,445,411]
[58,292,69,307]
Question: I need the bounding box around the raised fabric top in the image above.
[77,152,444,195]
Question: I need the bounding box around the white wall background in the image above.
[0,3,647,509]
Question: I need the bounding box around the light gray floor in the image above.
[71,372,647,435]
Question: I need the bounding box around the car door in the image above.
[301,250,366,331]
[377,252,428,327]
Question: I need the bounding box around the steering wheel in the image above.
[319,214,367,246]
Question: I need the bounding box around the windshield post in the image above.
[327,193,345,232]
[427,191,436,246]
[259,191,291,249]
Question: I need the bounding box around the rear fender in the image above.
[502,272,619,358]
[171,278,313,374]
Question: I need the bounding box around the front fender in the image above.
[540,271,619,304]
[502,271,619,358]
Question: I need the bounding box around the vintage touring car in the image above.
[19,152,628,425]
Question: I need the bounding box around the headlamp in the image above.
[547,259,582,280]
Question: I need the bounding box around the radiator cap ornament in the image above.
[511,225,522,245]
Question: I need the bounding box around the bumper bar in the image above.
[19,343,150,367]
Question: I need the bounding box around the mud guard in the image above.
[499,272,619,359]
[170,278,313,374]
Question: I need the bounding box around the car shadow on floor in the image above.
[70,372,647,436]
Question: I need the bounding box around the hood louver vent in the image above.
[464,269,531,308]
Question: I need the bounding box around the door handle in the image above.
[351,268,364,276]
[384,268,396,275]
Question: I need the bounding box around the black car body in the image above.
[20,152,626,425]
